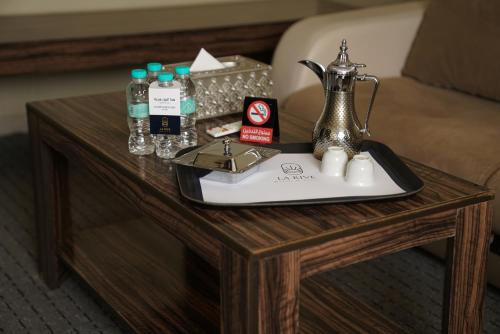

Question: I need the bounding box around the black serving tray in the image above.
[175,141,424,207]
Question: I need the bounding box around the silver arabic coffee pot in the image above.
[299,39,379,159]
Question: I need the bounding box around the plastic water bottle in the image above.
[175,65,197,147]
[146,62,162,84]
[126,69,155,155]
[154,72,182,159]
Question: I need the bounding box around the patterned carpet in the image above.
[0,134,499,333]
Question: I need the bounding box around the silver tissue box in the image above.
[163,55,273,119]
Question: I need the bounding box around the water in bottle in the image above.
[146,62,162,84]
[154,72,182,159]
[126,69,155,155]
[175,65,197,147]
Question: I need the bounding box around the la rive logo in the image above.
[281,163,303,175]
[273,162,314,183]
[161,117,169,127]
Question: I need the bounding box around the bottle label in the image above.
[181,97,197,115]
[148,82,181,135]
[128,103,149,118]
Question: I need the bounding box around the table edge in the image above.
[26,102,496,260]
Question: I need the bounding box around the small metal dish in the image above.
[173,137,280,183]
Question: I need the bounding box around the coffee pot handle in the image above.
[356,74,379,136]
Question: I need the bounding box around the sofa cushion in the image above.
[283,77,500,233]
[402,0,500,101]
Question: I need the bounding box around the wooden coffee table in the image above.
[27,92,494,334]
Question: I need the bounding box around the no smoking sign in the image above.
[240,97,279,144]
[247,101,271,126]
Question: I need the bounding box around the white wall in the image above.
[0,0,255,15]
[0,0,319,43]
[0,68,130,135]
[327,0,416,7]
[0,0,411,135]
[0,0,320,135]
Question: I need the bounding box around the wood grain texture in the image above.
[300,209,457,278]
[220,247,300,334]
[60,219,220,334]
[219,247,251,333]
[257,253,300,334]
[28,90,494,333]
[38,119,220,269]
[300,274,410,334]
[57,199,405,334]
[0,22,291,76]
[25,92,494,259]
[28,112,68,288]
[443,202,493,333]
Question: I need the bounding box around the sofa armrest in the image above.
[272,1,426,104]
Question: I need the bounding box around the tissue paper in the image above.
[190,48,225,72]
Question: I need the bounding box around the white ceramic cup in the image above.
[321,146,348,177]
[346,154,375,186]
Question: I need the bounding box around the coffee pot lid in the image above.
[326,39,365,76]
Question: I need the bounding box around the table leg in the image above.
[220,246,300,334]
[29,114,68,289]
[443,202,492,333]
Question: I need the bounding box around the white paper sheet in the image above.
[199,152,405,204]
[190,48,225,72]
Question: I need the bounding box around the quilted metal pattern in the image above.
[312,92,363,159]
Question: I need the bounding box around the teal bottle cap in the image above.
[131,69,147,79]
[147,62,162,72]
[158,72,174,82]
[175,65,190,75]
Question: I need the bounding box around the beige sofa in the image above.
[271,1,500,288]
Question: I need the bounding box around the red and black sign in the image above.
[240,97,279,144]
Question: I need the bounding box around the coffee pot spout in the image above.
[298,60,325,88]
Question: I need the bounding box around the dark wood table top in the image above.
[27,92,494,258]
